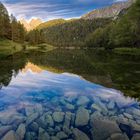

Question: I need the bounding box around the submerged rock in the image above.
[25,107,35,116]
[2,130,18,140]
[75,107,89,126]
[38,127,50,140]
[51,136,60,140]
[107,101,115,110]
[90,111,103,126]
[56,131,68,139]
[91,119,121,140]
[123,113,133,120]
[63,112,72,134]
[52,112,64,123]
[26,112,39,126]
[0,114,25,125]
[25,132,37,140]
[0,125,13,138]
[72,128,89,140]
[65,103,75,110]
[29,122,39,132]
[132,133,140,140]
[110,133,129,140]
[63,112,72,128]
[16,123,26,140]
[44,113,54,127]
[131,123,140,131]
[91,104,102,112]
[77,96,90,106]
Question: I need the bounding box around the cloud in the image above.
[2,0,128,21]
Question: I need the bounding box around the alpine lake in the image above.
[0,49,140,140]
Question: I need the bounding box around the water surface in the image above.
[0,49,140,140]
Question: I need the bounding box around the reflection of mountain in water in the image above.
[0,49,140,99]
[22,62,43,73]
[0,58,140,140]
[27,49,140,99]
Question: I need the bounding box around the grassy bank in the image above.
[113,48,140,55]
[0,40,55,58]
[0,40,139,58]
[0,39,23,58]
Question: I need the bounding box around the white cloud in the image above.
[3,2,76,21]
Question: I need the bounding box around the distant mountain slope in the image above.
[82,0,135,20]
[37,19,66,30]
[20,18,42,31]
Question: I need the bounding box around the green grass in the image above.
[36,43,55,52]
[0,40,55,58]
[0,39,23,57]
[114,48,140,55]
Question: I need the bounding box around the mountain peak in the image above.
[82,0,135,20]
[19,18,42,31]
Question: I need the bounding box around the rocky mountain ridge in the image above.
[82,0,136,20]
[20,18,42,31]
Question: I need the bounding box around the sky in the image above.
[1,0,127,21]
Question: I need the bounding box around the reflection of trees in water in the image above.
[27,49,140,99]
[0,54,27,87]
[0,49,140,99]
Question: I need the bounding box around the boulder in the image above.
[28,122,39,132]
[26,112,39,126]
[63,112,72,128]
[110,133,129,140]
[51,136,60,140]
[65,103,75,110]
[16,123,26,140]
[0,114,25,125]
[0,125,13,138]
[107,101,115,110]
[123,113,133,120]
[36,104,43,115]
[25,107,35,116]
[132,133,140,140]
[2,130,18,140]
[75,107,89,126]
[91,104,102,112]
[72,128,89,140]
[52,112,64,123]
[25,132,37,140]
[38,127,50,140]
[56,131,68,139]
[77,96,90,106]
[44,114,54,127]
[63,112,72,135]
[131,123,140,131]
[91,119,121,140]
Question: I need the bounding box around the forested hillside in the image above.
[85,0,140,49]
[0,2,26,43]
[27,0,139,49]
[1,0,139,49]
[27,18,111,46]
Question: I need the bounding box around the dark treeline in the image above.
[27,18,111,47]
[0,2,26,43]
[27,0,140,49]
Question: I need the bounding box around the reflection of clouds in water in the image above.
[0,64,140,140]
[0,66,137,108]
[86,87,136,108]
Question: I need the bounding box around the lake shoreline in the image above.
[0,40,140,58]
